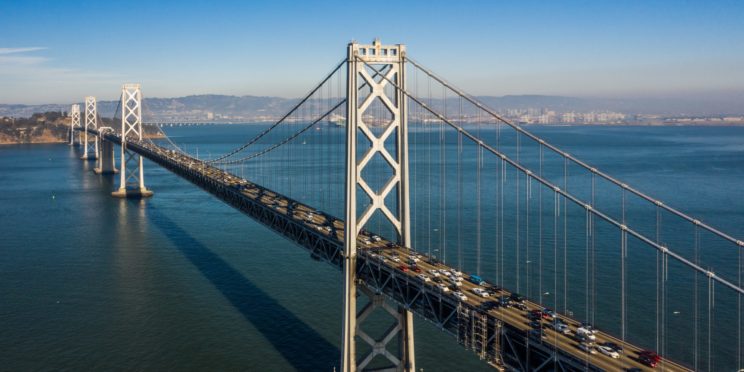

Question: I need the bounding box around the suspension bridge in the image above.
[68,40,743,371]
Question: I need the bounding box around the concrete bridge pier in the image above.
[94,138,118,174]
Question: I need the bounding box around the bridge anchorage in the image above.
[68,104,81,146]
[80,96,99,160]
[111,83,153,198]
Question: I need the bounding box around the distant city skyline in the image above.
[1,0,743,105]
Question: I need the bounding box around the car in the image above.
[580,322,599,335]
[485,285,501,295]
[528,309,543,320]
[452,291,467,301]
[529,329,546,340]
[418,274,431,282]
[451,270,464,278]
[541,308,557,320]
[510,293,526,303]
[601,341,624,354]
[529,320,542,329]
[578,342,597,354]
[436,283,450,292]
[513,303,528,311]
[548,320,570,335]
[597,345,620,359]
[638,350,661,364]
[407,259,417,265]
[371,235,381,242]
[410,265,422,273]
[432,276,443,284]
[469,274,486,286]
[498,295,512,308]
[429,269,441,277]
[576,327,596,341]
[391,256,401,263]
[398,264,409,272]
[639,355,658,368]
[450,279,463,287]
[471,288,490,298]
[409,255,420,263]
[480,301,499,311]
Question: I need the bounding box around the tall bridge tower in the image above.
[342,39,414,372]
[68,104,81,146]
[112,84,153,198]
[81,96,99,160]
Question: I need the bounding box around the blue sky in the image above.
[1,0,743,104]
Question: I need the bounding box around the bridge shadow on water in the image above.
[143,203,339,370]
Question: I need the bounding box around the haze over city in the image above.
[1,0,743,107]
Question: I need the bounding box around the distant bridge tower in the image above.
[112,84,153,198]
[69,104,81,146]
[81,96,99,160]
[342,39,414,372]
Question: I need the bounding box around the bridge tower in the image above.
[112,84,153,198]
[81,96,99,160]
[68,104,81,146]
[342,39,414,372]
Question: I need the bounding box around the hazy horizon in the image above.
[2,0,743,107]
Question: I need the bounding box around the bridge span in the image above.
[84,126,689,372]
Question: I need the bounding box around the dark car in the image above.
[528,329,546,340]
[529,320,542,329]
[639,355,658,368]
[410,265,422,273]
[528,309,543,320]
[432,276,443,284]
[602,341,624,353]
[480,301,499,311]
[510,293,526,303]
[486,285,501,295]
[498,295,512,307]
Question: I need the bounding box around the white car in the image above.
[471,288,490,298]
[450,279,463,287]
[452,291,467,301]
[409,255,420,262]
[436,283,450,292]
[578,342,597,354]
[596,345,620,359]
[371,235,381,242]
[576,327,596,341]
[418,274,431,282]
[391,257,401,263]
[451,270,463,277]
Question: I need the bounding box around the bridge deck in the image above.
[95,130,691,371]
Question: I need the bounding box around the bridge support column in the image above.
[69,104,81,146]
[94,138,118,174]
[342,39,413,372]
[112,84,153,198]
[81,96,99,160]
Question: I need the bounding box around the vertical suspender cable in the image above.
[591,172,596,326]
[708,274,714,372]
[457,106,463,271]
[563,156,568,313]
[694,223,699,371]
[476,110,482,275]
[526,172,531,299]
[439,85,447,264]
[516,132,521,294]
[427,77,432,258]
[539,144,544,305]
[621,227,627,356]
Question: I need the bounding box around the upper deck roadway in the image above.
[92,129,691,372]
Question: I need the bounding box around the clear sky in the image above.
[1,0,743,104]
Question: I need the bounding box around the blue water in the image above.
[1,125,742,371]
